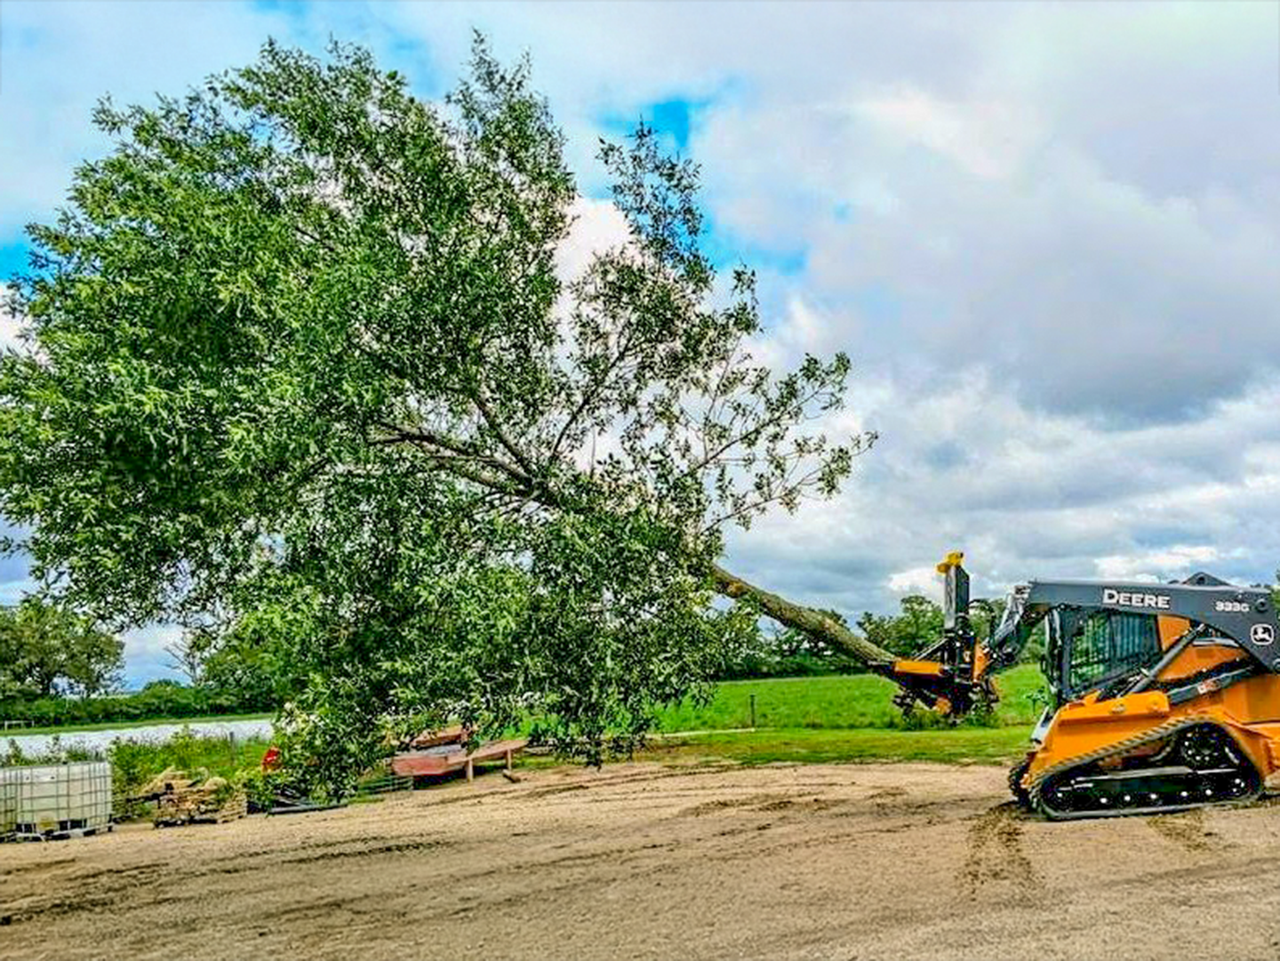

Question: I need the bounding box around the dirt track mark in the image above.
[1147,809,1220,853]
[867,787,908,802]
[519,764,742,801]
[3,861,173,925]
[279,838,448,865]
[680,792,800,817]
[0,857,76,878]
[420,842,697,922]
[63,861,168,884]
[961,802,1039,902]
[521,782,592,799]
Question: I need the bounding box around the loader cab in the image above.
[1043,608,1163,703]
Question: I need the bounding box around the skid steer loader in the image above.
[880,552,1280,819]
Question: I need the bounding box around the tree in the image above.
[165,631,207,685]
[720,610,867,679]
[0,599,124,699]
[0,37,887,794]
[857,596,944,658]
[191,621,284,710]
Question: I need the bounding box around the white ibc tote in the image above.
[0,761,112,839]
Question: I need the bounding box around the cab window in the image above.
[1068,612,1160,693]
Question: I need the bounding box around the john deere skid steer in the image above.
[881,553,1280,819]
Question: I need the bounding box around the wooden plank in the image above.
[407,725,468,750]
[390,753,462,776]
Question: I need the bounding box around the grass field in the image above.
[637,665,1044,768]
[655,663,1045,733]
[7,667,1043,739]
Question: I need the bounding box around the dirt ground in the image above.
[6,760,1280,961]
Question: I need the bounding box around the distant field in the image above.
[6,667,1045,740]
[656,663,1045,733]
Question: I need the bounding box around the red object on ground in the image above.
[261,746,281,771]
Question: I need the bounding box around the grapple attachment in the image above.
[875,551,996,718]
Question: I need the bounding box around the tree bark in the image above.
[710,563,897,667]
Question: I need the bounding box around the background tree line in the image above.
[0,598,273,726]
[0,599,123,702]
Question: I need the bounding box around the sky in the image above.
[2,1,1279,686]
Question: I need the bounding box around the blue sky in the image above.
[2,1,1279,685]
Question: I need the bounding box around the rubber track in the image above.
[1024,713,1259,818]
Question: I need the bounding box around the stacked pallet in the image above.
[140,768,248,827]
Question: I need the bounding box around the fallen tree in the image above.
[710,565,893,666]
[0,37,890,796]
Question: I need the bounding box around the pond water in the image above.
[3,717,274,757]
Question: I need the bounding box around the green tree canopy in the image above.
[0,37,884,794]
[0,599,124,699]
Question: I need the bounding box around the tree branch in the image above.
[471,388,538,478]
[548,325,637,465]
[371,421,533,487]
[682,391,818,481]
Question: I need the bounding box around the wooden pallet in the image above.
[150,771,248,827]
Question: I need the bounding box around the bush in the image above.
[107,728,271,795]
[0,680,276,729]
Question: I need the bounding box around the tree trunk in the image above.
[710,563,897,667]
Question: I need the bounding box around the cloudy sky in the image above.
[2,1,1278,685]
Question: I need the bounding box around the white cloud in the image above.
[554,196,633,284]
[1094,546,1230,584]
[0,2,313,238]
[700,90,1280,423]
[855,86,1041,180]
[0,287,21,352]
[117,624,185,687]
[717,338,1280,620]
[887,566,945,602]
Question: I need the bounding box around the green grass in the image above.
[641,726,1033,766]
[2,712,273,737]
[655,664,1045,733]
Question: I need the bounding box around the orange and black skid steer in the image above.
[877,551,1280,819]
